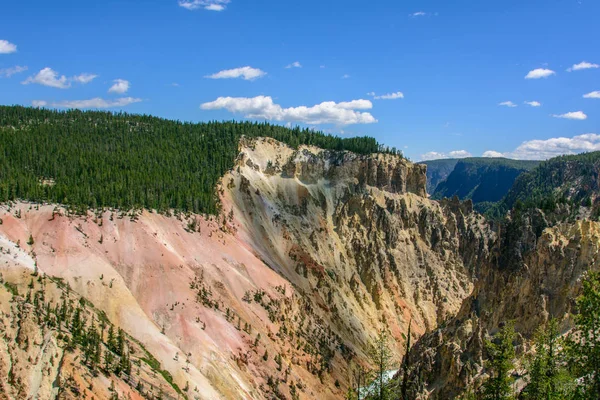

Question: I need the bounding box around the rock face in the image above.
[0,137,493,399]
[221,138,493,391]
[406,216,600,399]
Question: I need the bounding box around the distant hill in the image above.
[424,158,540,212]
[488,151,600,220]
[420,159,461,194]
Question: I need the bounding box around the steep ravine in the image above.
[0,137,493,399]
[405,213,600,399]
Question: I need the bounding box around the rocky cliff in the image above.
[405,208,600,399]
[0,137,493,399]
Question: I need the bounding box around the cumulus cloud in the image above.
[583,91,600,99]
[420,150,472,161]
[22,68,97,89]
[206,66,266,81]
[108,79,130,94]
[449,150,472,158]
[23,68,69,88]
[200,95,377,126]
[552,111,587,120]
[567,61,599,72]
[482,150,505,158]
[369,91,404,100]
[0,65,27,78]
[525,68,556,79]
[178,0,230,11]
[485,134,600,160]
[524,101,541,107]
[0,40,17,54]
[38,97,142,109]
[285,61,302,69]
[409,11,427,17]
[499,101,517,107]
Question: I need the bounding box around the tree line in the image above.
[0,105,400,214]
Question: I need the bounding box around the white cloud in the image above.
[178,0,230,11]
[525,68,556,79]
[200,95,377,126]
[206,66,266,81]
[583,91,600,99]
[567,61,599,72]
[108,79,130,94]
[552,111,587,120]
[524,101,541,107]
[342,74,351,79]
[482,150,505,158]
[420,152,446,161]
[369,91,404,100]
[285,61,302,69]
[23,68,69,88]
[0,65,27,78]
[410,11,427,17]
[499,101,517,107]
[31,100,48,107]
[420,150,472,161]
[72,73,98,84]
[0,40,17,54]
[44,97,142,109]
[449,150,472,158]
[22,67,97,89]
[488,134,600,160]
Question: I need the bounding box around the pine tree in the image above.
[370,329,394,400]
[482,322,516,400]
[566,272,600,398]
[523,319,573,399]
[399,320,413,399]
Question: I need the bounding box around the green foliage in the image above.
[369,329,394,400]
[431,158,539,205]
[0,105,395,214]
[482,322,516,400]
[399,321,412,400]
[523,319,574,399]
[3,282,19,296]
[566,272,600,398]
[487,151,600,220]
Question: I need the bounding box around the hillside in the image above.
[488,151,600,221]
[0,106,396,214]
[0,131,491,399]
[0,107,599,400]
[429,158,539,211]
[420,159,460,194]
[392,151,600,399]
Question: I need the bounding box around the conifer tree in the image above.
[482,322,516,400]
[566,272,600,398]
[370,329,394,400]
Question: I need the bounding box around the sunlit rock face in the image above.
[0,137,493,399]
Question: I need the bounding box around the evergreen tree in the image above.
[369,329,394,400]
[399,320,413,399]
[482,322,516,400]
[524,319,573,399]
[566,272,600,398]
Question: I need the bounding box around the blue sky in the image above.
[1,0,599,161]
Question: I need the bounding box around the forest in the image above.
[0,106,398,214]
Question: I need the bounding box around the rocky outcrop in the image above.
[406,217,600,399]
[223,138,493,377]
